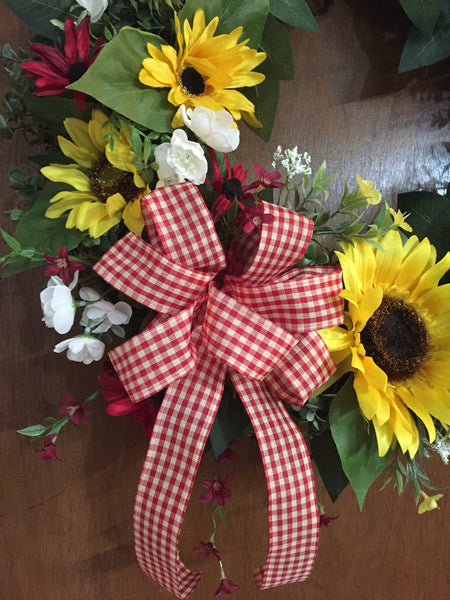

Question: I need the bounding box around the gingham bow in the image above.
[94,182,343,599]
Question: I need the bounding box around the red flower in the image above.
[200,474,232,506]
[193,540,221,561]
[22,18,103,110]
[44,246,86,285]
[319,513,339,527]
[240,202,275,233]
[35,436,63,462]
[98,367,159,438]
[214,577,240,598]
[58,393,89,425]
[251,163,284,189]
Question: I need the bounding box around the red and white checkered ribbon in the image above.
[94,182,343,599]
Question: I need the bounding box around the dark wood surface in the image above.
[1,2,449,599]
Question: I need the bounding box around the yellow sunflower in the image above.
[320,230,450,458]
[42,110,147,238]
[139,9,266,127]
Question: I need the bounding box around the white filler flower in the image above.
[54,335,105,364]
[181,105,240,153]
[80,296,132,337]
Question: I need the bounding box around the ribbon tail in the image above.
[134,331,227,600]
[230,370,319,589]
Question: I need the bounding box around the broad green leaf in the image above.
[1,0,73,39]
[269,0,320,32]
[17,424,47,437]
[70,28,174,133]
[24,94,93,139]
[14,183,83,255]
[398,0,441,37]
[399,13,450,71]
[329,376,390,510]
[310,428,349,502]
[397,190,450,282]
[244,72,280,141]
[209,384,250,457]
[259,14,294,80]
[179,0,270,48]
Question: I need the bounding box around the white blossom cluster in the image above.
[40,274,132,364]
[272,145,312,178]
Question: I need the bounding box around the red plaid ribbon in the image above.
[94,182,343,599]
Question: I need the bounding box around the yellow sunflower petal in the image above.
[45,194,89,219]
[105,193,126,218]
[41,164,90,192]
[372,416,394,457]
[122,197,145,235]
[58,135,98,169]
[89,215,121,238]
[410,251,450,301]
[396,386,436,443]
[354,368,382,420]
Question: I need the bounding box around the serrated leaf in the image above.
[398,0,441,37]
[329,376,390,510]
[269,0,320,31]
[1,0,73,39]
[17,424,47,438]
[70,28,173,133]
[399,13,450,71]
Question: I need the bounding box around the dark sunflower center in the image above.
[179,65,206,97]
[360,295,430,382]
[222,177,243,200]
[68,61,88,83]
[90,156,137,204]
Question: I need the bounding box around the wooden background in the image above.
[1,2,449,599]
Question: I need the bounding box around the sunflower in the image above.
[320,230,450,458]
[139,9,266,127]
[42,110,147,238]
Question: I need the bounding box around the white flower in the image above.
[154,129,207,187]
[81,299,132,337]
[40,275,76,334]
[272,145,311,178]
[54,335,105,364]
[181,105,240,153]
[75,0,108,23]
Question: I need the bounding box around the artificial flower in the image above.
[240,201,275,233]
[272,145,311,178]
[76,0,108,23]
[320,230,450,457]
[214,576,240,598]
[319,513,339,527]
[356,174,382,205]
[181,105,240,153]
[44,245,86,285]
[389,208,412,232]
[58,393,89,425]
[35,436,62,462]
[139,9,266,127]
[200,474,232,506]
[40,275,76,334]
[54,334,105,364]
[251,163,284,190]
[417,492,444,514]
[154,129,207,187]
[207,149,250,222]
[22,18,103,110]
[42,110,147,238]
[79,289,132,337]
[193,540,221,561]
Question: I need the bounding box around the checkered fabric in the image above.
[93,182,343,599]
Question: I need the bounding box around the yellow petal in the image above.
[41,164,90,192]
[105,193,126,218]
[122,198,145,235]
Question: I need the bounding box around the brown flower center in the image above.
[360,295,430,382]
[90,155,137,203]
[179,65,206,97]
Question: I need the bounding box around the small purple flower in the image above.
[200,474,232,506]
[35,435,63,462]
[214,577,240,598]
[58,393,89,425]
[319,513,339,527]
[193,540,221,561]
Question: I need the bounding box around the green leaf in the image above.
[329,376,390,510]
[70,28,174,133]
[269,0,320,32]
[17,424,47,438]
[310,428,349,502]
[259,14,294,80]
[397,190,450,278]
[179,0,270,48]
[1,229,21,252]
[24,94,93,139]
[1,0,73,39]
[244,73,280,141]
[398,0,441,37]
[209,384,250,457]
[14,183,83,255]
[399,13,450,71]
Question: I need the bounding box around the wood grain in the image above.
[1,2,449,599]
